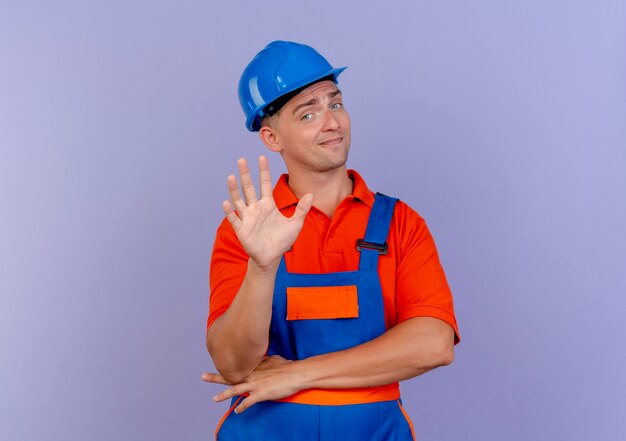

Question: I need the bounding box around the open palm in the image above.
[223,156,313,270]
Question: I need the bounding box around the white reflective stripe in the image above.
[248,76,264,108]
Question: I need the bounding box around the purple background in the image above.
[2,1,625,440]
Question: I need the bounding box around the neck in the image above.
[286,166,353,218]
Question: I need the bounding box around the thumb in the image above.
[292,193,313,221]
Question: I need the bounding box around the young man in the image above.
[203,40,460,440]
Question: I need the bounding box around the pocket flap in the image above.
[286,285,359,320]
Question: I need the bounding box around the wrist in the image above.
[292,358,319,390]
[247,257,280,275]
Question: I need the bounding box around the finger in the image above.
[258,155,273,199]
[213,384,251,403]
[291,193,314,222]
[237,158,258,205]
[227,174,246,213]
[200,372,230,385]
[222,200,242,231]
[235,394,260,414]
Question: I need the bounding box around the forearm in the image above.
[207,259,278,382]
[206,317,456,413]
[297,316,455,390]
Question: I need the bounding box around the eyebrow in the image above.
[291,89,342,115]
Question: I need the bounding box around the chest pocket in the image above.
[286,285,359,320]
[283,281,361,359]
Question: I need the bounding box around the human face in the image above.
[270,80,351,174]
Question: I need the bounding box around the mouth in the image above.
[319,136,343,146]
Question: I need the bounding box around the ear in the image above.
[259,125,282,153]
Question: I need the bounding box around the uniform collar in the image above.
[273,169,375,210]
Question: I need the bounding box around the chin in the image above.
[315,154,349,172]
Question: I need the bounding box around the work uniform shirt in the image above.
[208,169,460,343]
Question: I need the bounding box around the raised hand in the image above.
[223,156,313,271]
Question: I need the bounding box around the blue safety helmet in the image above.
[238,40,347,132]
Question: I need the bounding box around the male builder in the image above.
[202,41,460,440]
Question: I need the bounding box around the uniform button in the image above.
[317,214,324,220]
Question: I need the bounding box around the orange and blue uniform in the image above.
[208,170,460,440]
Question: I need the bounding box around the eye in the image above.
[330,102,343,110]
[301,113,314,121]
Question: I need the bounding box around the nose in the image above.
[322,109,340,131]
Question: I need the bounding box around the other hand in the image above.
[201,355,304,414]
